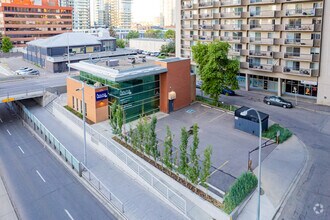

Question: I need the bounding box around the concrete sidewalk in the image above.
[0,176,18,220]
[237,135,307,220]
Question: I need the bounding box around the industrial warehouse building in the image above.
[67,56,195,123]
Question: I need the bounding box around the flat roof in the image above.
[46,48,137,63]
[69,56,168,82]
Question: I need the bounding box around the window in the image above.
[80,100,83,113]
[72,96,75,108]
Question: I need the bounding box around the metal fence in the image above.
[12,101,125,215]
[53,101,187,215]
[80,163,124,213]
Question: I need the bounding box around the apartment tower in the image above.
[110,0,132,29]
[59,0,89,29]
[176,0,330,105]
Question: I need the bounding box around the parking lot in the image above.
[156,102,277,195]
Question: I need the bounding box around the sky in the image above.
[132,0,161,23]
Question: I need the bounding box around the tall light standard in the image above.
[240,108,262,220]
[76,82,87,165]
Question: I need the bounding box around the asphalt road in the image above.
[202,89,330,220]
[0,74,67,98]
[0,103,116,220]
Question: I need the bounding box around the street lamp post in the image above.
[240,108,262,220]
[76,82,87,165]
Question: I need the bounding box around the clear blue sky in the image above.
[132,0,160,22]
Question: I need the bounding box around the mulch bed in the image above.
[113,136,223,209]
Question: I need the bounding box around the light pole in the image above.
[76,82,87,165]
[240,108,262,220]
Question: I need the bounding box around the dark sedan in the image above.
[263,96,293,108]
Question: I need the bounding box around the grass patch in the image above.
[262,123,292,144]
[64,105,94,125]
[224,172,257,214]
[196,95,239,112]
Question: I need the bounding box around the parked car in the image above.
[15,67,29,74]
[142,51,149,55]
[151,52,160,57]
[263,96,293,108]
[196,80,202,89]
[221,88,235,96]
[28,70,40,75]
[16,68,33,75]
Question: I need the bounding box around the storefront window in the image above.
[283,79,317,97]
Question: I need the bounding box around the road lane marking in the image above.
[64,209,74,220]
[36,170,46,183]
[6,129,11,136]
[0,118,3,123]
[18,146,25,154]
[208,113,226,122]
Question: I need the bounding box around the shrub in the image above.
[224,172,258,213]
[262,124,292,143]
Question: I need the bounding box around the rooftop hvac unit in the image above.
[106,59,119,67]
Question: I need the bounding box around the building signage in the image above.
[96,91,108,101]
[120,90,132,96]
[300,80,317,86]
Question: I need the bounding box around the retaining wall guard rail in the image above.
[12,101,125,214]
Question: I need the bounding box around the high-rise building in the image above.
[0,0,72,47]
[176,0,330,105]
[160,0,175,27]
[90,0,111,28]
[110,0,132,29]
[60,0,89,29]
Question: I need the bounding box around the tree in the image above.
[116,39,126,48]
[109,26,117,38]
[178,127,189,175]
[1,36,13,53]
[127,30,139,39]
[163,126,173,170]
[200,145,212,186]
[145,29,162,38]
[116,105,124,137]
[150,115,159,160]
[188,124,200,184]
[164,29,175,39]
[192,41,239,105]
[160,41,175,54]
[136,117,145,152]
[110,100,118,131]
[144,117,151,156]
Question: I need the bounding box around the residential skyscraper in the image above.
[60,0,90,29]
[110,0,132,29]
[176,0,330,105]
[160,0,175,27]
[90,0,111,27]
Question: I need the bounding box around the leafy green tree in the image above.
[1,36,13,53]
[150,115,159,160]
[144,117,151,155]
[116,39,126,48]
[188,124,200,184]
[178,127,189,175]
[192,41,239,105]
[200,145,212,186]
[163,126,173,170]
[145,29,162,38]
[127,30,139,39]
[160,41,175,54]
[110,101,118,131]
[136,117,145,152]
[116,105,124,137]
[109,26,117,38]
[164,29,175,39]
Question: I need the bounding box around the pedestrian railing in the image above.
[53,101,187,215]
[80,163,124,213]
[12,101,125,215]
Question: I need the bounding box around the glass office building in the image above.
[80,71,160,122]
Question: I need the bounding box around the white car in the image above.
[15,67,29,74]
[16,68,34,75]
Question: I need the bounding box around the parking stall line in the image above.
[208,113,226,123]
[209,160,229,178]
[0,118,3,123]
[18,146,25,154]
[6,129,11,136]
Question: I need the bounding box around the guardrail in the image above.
[52,101,187,215]
[12,101,125,215]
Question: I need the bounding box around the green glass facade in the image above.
[80,71,160,122]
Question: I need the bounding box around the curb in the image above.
[0,174,20,220]
[272,136,310,219]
